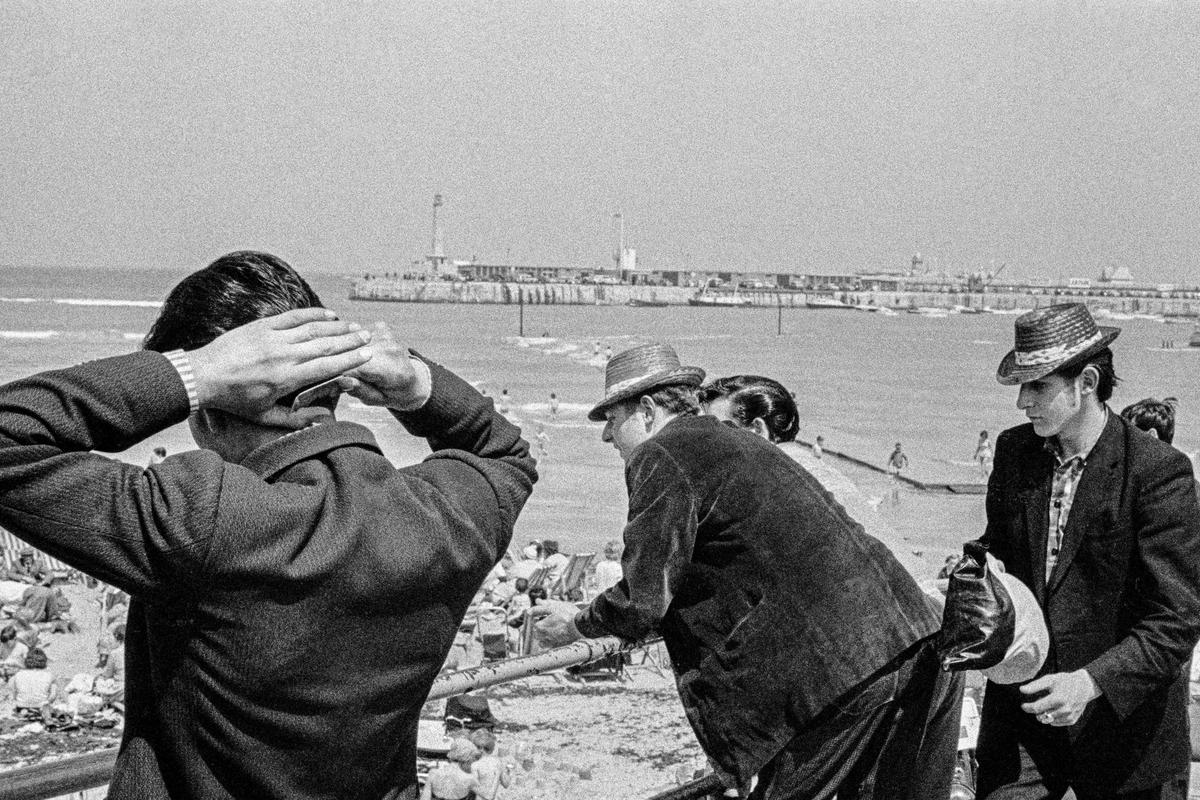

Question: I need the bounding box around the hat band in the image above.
[1013,330,1103,368]
[604,373,661,399]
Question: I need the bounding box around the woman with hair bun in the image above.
[698,374,800,444]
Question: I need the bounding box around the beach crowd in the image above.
[0,251,1198,800]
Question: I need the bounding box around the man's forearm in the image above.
[0,351,189,456]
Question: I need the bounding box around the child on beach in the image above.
[535,423,548,459]
[592,540,623,594]
[420,739,482,800]
[9,647,60,719]
[468,729,514,800]
[548,392,559,419]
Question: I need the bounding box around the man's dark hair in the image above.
[1054,348,1120,403]
[1120,397,1176,445]
[698,375,800,443]
[24,648,48,670]
[0,625,14,643]
[644,384,701,417]
[143,251,324,353]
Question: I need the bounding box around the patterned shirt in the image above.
[1043,409,1108,583]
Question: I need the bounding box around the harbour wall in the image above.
[349,279,1200,316]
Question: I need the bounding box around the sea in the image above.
[4,265,1200,581]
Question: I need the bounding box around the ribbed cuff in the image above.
[163,350,200,414]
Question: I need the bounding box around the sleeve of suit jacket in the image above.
[391,361,537,538]
[1086,445,1200,719]
[574,438,698,640]
[0,351,215,598]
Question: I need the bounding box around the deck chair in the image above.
[524,566,552,592]
[550,553,595,601]
[474,605,510,663]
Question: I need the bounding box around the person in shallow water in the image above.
[534,349,963,799]
[975,304,1200,800]
[0,251,535,800]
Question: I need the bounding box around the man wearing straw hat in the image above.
[537,342,963,799]
[976,304,1200,799]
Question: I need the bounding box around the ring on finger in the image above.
[1038,712,1054,724]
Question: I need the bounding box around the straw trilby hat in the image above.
[587,343,705,421]
[996,304,1119,386]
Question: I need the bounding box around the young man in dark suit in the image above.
[0,252,536,800]
[977,304,1200,799]
[536,343,963,799]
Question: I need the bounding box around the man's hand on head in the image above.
[189,309,373,421]
[336,322,432,411]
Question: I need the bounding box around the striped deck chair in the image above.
[550,553,595,601]
[524,565,552,592]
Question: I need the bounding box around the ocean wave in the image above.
[53,298,162,308]
[0,330,59,339]
[0,329,147,342]
[0,296,161,308]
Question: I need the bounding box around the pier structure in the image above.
[349,276,1200,318]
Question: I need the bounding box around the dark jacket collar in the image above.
[239,420,381,481]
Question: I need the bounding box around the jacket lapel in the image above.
[1023,467,1052,605]
[1013,433,1054,605]
[1046,413,1122,597]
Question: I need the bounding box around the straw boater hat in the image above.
[996,304,1120,386]
[587,343,706,422]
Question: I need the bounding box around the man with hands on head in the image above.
[976,304,1200,800]
[0,251,536,800]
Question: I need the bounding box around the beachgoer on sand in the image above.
[975,304,1200,797]
[420,739,482,800]
[592,540,623,593]
[974,430,993,478]
[533,351,962,799]
[886,441,908,477]
[468,729,514,800]
[0,251,535,800]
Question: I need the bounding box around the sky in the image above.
[2,2,1199,283]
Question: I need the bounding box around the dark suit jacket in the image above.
[978,413,1200,792]
[0,351,536,800]
[575,415,940,784]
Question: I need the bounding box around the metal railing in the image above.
[0,637,720,800]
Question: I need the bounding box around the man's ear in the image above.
[1079,365,1100,397]
[638,395,657,429]
[749,417,771,441]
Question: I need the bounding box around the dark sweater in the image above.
[0,351,536,800]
